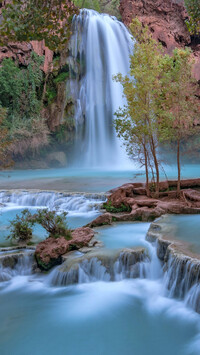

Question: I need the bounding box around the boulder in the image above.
[35,227,94,270]
[70,227,94,248]
[87,213,113,227]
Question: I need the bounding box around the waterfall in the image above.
[68,9,133,168]
[0,250,34,281]
[0,191,105,214]
[48,248,149,286]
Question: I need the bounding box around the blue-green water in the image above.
[96,222,150,249]
[0,220,200,354]
[156,214,200,254]
[0,164,200,192]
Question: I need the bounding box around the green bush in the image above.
[32,209,72,240]
[8,208,72,244]
[103,201,131,213]
[8,209,35,243]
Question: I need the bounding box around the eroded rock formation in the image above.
[88,179,200,227]
[35,227,95,270]
[120,0,200,81]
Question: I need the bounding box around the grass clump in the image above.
[103,201,131,213]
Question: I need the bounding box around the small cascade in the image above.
[0,250,34,281]
[0,191,105,214]
[164,253,200,299]
[68,9,133,168]
[48,248,149,286]
[146,221,200,314]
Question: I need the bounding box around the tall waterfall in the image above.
[68,9,133,168]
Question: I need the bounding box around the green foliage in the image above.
[158,47,200,195]
[0,0,78,51]
[114,18,200,198]
[8,209,35,243]
[103,201,131,213]
[8,208,72,244]
[113,19,164,196]
[0,53,50,155]
[73,0,100,11]
[0,53,44,124]
[0,105,13,169]
[46,86,57,105]
[32,209,72,240]
[73,0,120,17]
[184,0,200,35]
[53,72,69,84]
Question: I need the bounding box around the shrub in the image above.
[8,209,35,243]
[103,201,131,213]
[32,209,72,240]
[8,208,72,244]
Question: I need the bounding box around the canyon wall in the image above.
[120,0,200,82]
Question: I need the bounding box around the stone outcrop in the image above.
[120,0,200,81]
[35,227,94,270]
[89,179,200,226]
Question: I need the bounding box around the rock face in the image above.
[35,227,94,270]
[0,40,53,73]
[120,0,200,81]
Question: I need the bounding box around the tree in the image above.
[0,0,78,51]
[114,19,164,197]
[158,48,200,197]
[184,0,200,36]
[0,105,13,169]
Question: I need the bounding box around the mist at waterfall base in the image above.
[1,223,200,355]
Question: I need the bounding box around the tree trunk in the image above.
[144,146,150,197]
[150,137,159,198]
[177,139,181,198]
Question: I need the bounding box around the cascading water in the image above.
[68,9,133,168]
[0,191,105,214]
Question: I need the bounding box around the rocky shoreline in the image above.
[89,179,200,227]
[1,178,200,311]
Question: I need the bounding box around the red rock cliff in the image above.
[120,0,200,81]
